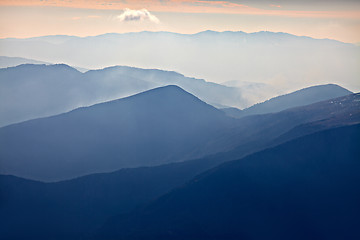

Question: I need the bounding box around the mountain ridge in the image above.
[2,30,353,45]
[0,85,236,181]
[222,84,352,118]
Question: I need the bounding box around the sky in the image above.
[0,0,359,43]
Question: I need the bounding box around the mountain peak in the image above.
[139,84,187,94]
[0,86,230,181]
[82,85,215,114]
[3,63,79,73]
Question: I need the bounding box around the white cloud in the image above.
[117,8,160,23]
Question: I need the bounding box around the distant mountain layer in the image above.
[0,56,88,72]
[95,124,360,240]
[222,84,352,118]
[1,31,359,92]
[0,56,49,67]
[0,85,238,181]
[0,64,244,127]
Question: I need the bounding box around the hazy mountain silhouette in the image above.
[0,56,88,72]
[1,31,358,92]
[0,85,237,181]
[222,84,352,118]
[85,65,245,108]
[0,64,245,127]
[0,56,50,67]
[0,64,84,127]
[95,124,360,240]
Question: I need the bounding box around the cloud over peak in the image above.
[117,8,159,23]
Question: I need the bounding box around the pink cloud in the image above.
[270,4,281,8]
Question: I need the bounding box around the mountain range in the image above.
[1,29,359,240]
[0,84,359,239]
[0,63,353,128]
[1,31,359,92]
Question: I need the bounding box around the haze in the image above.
[0,0,359,43]
[1,1,360,239]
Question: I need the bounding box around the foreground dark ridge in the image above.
[0,155,225,240]
[1,123,359,240]
[94,124,360,240]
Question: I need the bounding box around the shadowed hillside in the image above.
[95,124,360,240]
[0,155,225,240]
